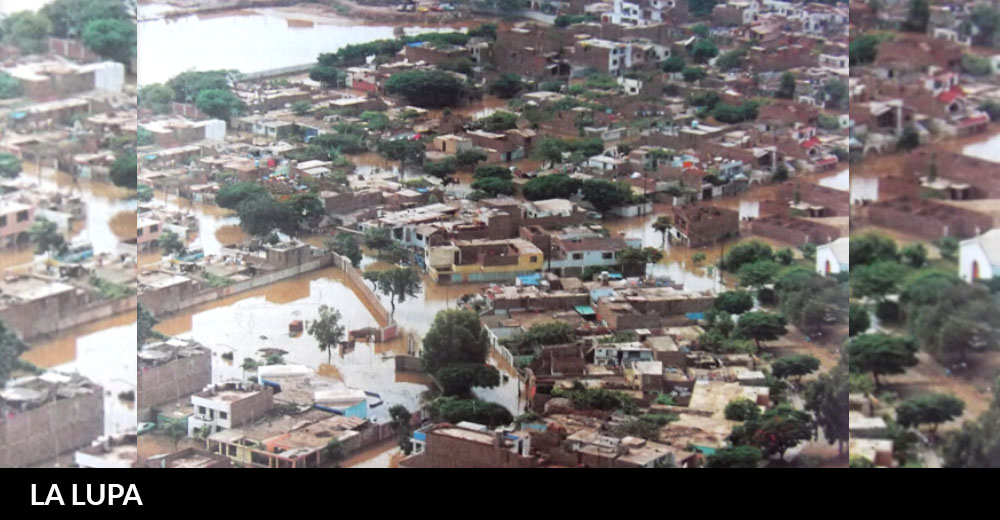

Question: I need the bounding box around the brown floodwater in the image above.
[20,312,138,437]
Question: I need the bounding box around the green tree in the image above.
[849,303,870,336]
[706,446,762,468]
[389,404,414,454]
[850,261,906,301]
[325,233,362,268]
[682,66,707,83]
[323,439,345,467]
[896,393,965,434]
[2,11,52,54]
[661,54,686,73]
[850,233,898,267]
[308,304,345,365]
[236,195,298,236]
[162,419,187,450]
[241,358,259,380]
[195,88,244,121]
[898,125,921,151]
[436,362,501,396]
[522,174,580,200]
[716,48,747,71]
[900,243,927,268]
[109,153,137,189]
[385,70,468,108]
[425,396,513,428]
[473,164,513,180]
[29,217,66,255]
[157,229,186,257]
[455,149,487,169]
[935,236,959,261]
[721,241,773,271]
[652,215,673,248]
[309,65,346,88]
[581,179,630,212]
[734,311,787,352]
[713,290,754,315]
[0,319,29,386]
[771,354,821,381]
[823,79,848,110]
[0,153,22,179]
[942,377,1000,467]
[849,456,876,468]
[776,72,796,99]
[367,267,422,318]
[422,309,490,374]
[166,70,234,103]
[904,0,930,33]
[0,71,23,99]
[847,333,918,387]
[804,358,850,455]
[470,177,516,196]
[488,73,527,98]
[377,138,425,178]
[737,260,780,295]
[42,0,129,38]
[724,398,760,421]
[731,404,812,460]
[849,33,882,66]
[971,4,1000,46]
[691,38,719,63]
[216,182,268,209]
[137,304,159,346]
[362,226,394,254]
[81,18,136,64]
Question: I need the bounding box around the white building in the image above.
[959,229,1000,283]
[816,237,849,275]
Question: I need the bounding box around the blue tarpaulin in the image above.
[686,312,705,320]
[518,274,541,286]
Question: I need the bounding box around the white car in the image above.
[587,211,603,220]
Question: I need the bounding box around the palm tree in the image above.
[652,215,673,248]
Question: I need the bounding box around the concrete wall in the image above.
[137,350,213,411]
[0,294,137,342]
[0,388,103,467]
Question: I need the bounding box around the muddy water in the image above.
[818,168,849,192]
[153,268,431,421]
[138,7,474,85]
[0,0,54,14]
[20,163,138,255]
[145,193,244,255]
[602,204,723,291]
[20,312,138,437]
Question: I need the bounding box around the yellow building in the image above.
[427,238,544,284]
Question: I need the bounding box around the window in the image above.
[0,216,6,227]
[572,253,583,260]
[198,406,206,414]
[602,252,613,260]
[150,224,159,233]
[219,411,228,420]
[530,256,538,263]
[137,227,143,236]
[16,211,28,222]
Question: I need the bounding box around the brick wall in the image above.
[0,387,103,467]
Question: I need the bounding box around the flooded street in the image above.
[153,269,432,421]
[20,313,138,438]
